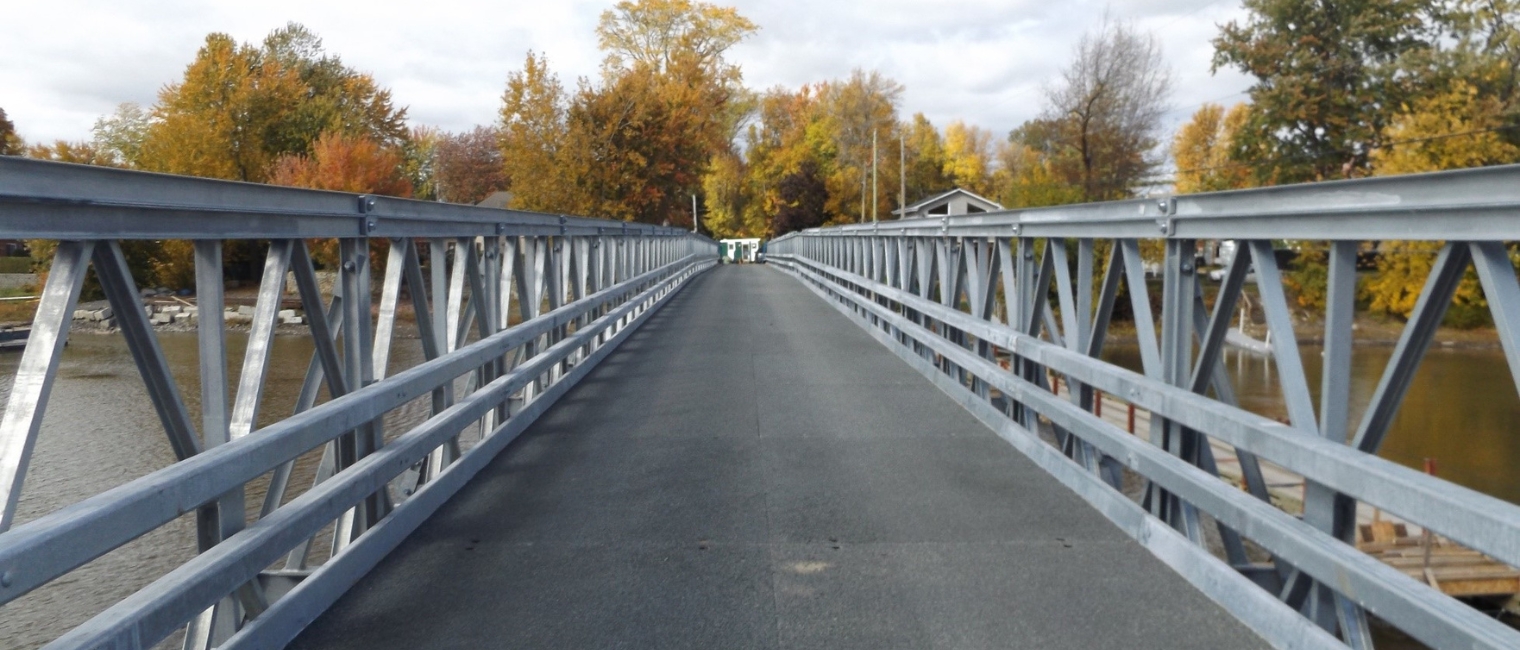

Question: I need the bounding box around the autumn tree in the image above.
[1044,17,1171,201]
[267,132,412,271]
[597,0,756,85]
[434,126,506,205]
[941,120,994,195]
[27,140,116,166]
[0,108,21,156]
[773,159,829,234]
[499,51,574,212]
[820,70,903,222]
[902,113,951,203]
[139,24,409,182]
[1171,102,1253,194]
[1213,0,1438,183]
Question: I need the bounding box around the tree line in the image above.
[4,0,1520,326]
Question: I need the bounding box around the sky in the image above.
[2,0,1255,148]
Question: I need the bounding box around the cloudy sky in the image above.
[3,0,1254,147]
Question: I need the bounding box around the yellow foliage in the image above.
[1171,103,1253,194]
[1362,81,1520,325]
[1372,81,1520,175]
[941,120,993,195]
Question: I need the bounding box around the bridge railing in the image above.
[0,157,717,648]
[768,164,1520,650]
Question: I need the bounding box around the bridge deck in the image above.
[291,265,1267,649]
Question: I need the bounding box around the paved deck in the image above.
[291,265,1268,650]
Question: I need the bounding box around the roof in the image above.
[476,191,513,209]
[891,187,1003,217]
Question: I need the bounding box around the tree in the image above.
[941,120,994,195]
[993,140,1085,208]
[435,126,506,205]
[138,25,410,182]
[268,132,412,270]
[140,32,306,181]
[499,51,574,212]
[1213,0,1438,183]
[268,132,412,196]
[563,55,730,224]
[1171,102,1253,193]
[902,113,951,202]
[0,108,21,156]
[90,103,150,168]
[596,0,756,86]
[701,149,750,237]
[27,140,116,166]
[772,159,828,235]
[819,70,903,222]
[1044,17,1171,201]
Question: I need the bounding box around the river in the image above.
[0,331,427,649]
[0,333,1513,648]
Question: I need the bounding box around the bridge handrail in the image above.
[766,167,1520,650]
[776,253,1518,649]
[0,253,697,609]
[0,156,720,648]
[0,157,699,239]
[774,163,1520,241]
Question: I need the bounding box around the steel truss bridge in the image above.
[2,156,1520,649]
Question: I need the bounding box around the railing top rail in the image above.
[771,163,1520,241]
[0,157,709,240]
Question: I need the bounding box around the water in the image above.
[1102,343,1520,505]
[0,330,426,649]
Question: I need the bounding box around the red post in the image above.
[1127,403,1136,434]
[1424,458,1438,476]
[1094,390,1103,418]
[1051,374,1059,394]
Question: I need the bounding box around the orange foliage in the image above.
[268,132,413,197]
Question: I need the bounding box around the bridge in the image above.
[1,157,1520,649]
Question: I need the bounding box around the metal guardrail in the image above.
[768,164,1520,650]
[0,157,718,648]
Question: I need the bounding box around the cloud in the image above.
[2,0,1255,147]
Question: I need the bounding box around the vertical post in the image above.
[0,240,92,533]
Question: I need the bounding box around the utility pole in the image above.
[692,194,699,234]
[899,134,906,219]
[872,130,878,223]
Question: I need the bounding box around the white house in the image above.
[890,188,1003,220]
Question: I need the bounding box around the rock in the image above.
[173,313,191,323]
[161,305,180,314]
[286,316,304,325]
[150,313,172,325]
[99,317,115,329]
[97,307,112,320]
[236,305,254,316]
[277,309,296,320]
[73,310,88,321]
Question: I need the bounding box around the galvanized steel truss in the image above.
[0,158,718,648]
[769,164,1520,650]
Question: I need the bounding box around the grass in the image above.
[0,257,34,274]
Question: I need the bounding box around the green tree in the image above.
[1213,0,1439,183]
[90,103,150,168]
